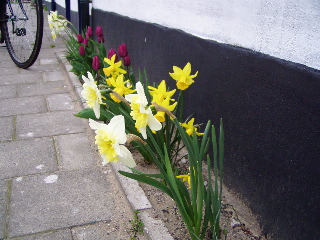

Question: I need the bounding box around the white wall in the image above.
[93,0,320,70]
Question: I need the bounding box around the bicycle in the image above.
[0,0,43,69]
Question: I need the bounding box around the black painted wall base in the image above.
[92,9,320,240]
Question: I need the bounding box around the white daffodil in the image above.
[89,116,136,168]
[125,82,162,139]
[48,11,67,40]
[81,72,103,119]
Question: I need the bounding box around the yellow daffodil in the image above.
[81,72,103,119]
[181,118,204,136]
[125,82,162,138]
[154,97,178,122]
[89,116,136,167]
[109,74,136,103]
[169,62,198,90]
[148,80,176,103]
[103,54,127,77]
[176,174,191,189]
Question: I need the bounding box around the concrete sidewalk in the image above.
[0,13,173,240]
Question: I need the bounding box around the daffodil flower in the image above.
[176,174,191,189]
[89,116,136,167]
[103,54,127,78]
[154,97,177,122]
[81,72,103,119]
[181,118,204,136]
[125,82,162,138]
[169,62,198,90]
[148,80,176,103]
[48,11,67,40]
[109,74,136,103]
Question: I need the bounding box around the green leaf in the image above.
[118,171,173,198]
[74,107,113,121]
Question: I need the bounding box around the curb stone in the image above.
[56,52,174,240]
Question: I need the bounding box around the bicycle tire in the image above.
[3,0,43,69]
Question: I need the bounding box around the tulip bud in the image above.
[86,26,93,37]
[92,56,100,70]
[107,48,118,62]
[96,26,104,37]
[79,45,85,56]
[77,34,83,43]
[98,36,105,43]
[118,43,128,57]
[82,38,88,47]
[123,55,131,66]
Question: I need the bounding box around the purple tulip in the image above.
[86,26,93,37]
[77,34,83,43]
[96,26,104,37]
[98,36,105,43]
[123,55,131,66]
[79,45,85,56]
[118,43,128,57]
[92,56,100,70]
[107,48,118,62]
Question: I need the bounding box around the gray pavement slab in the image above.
[0,180,8,239]
[39,58,59,65]
[8,229,73,240]
[9,168,114,237]
[47,93,75,111]
[43,71,65,82]
[0,72,42,85]
[18,81,68,97]
[0,138,58,179]
[0,116,14,141]
[2,67,20,75]
[16,111,85,139]
[55,133,98,170]
[0,96,47,117]
[72,222,121,240]
[0,85,17,99]
[0,60,16,68]
[22,63,62,73]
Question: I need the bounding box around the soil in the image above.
[132,150,270,240]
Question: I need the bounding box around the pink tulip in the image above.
[92,56,100,70]
[82,38,88,47]
[107,48,118,62]
[86,26,93,37]
[96,26,104,37]
[123,55,131,66]
[79,45,85,56]
[118,43,128,57]
[77,34,83,43]
[98,36,105,43]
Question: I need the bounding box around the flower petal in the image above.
[118,145,136,168]
[107,115,127,144]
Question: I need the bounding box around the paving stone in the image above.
[0,116,14,141]
[39,58,59,65]
[0,138,58,179]
[18,81,68,97]
[8,229,73,240]
[0,180,8,239]
[21,64,61,73]
[47,93,75,111]
[43,71,65,82]
[0,72,42,85]
[16,111,85,139]
[9,168,114,237]
[72,222,120,240]
[0,60,16,68]
[56,133,98,170]
[0,96,47,117]
[0,85,17,99]
[2,67,19,75]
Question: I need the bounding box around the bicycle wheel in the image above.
[3,0,43,68]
